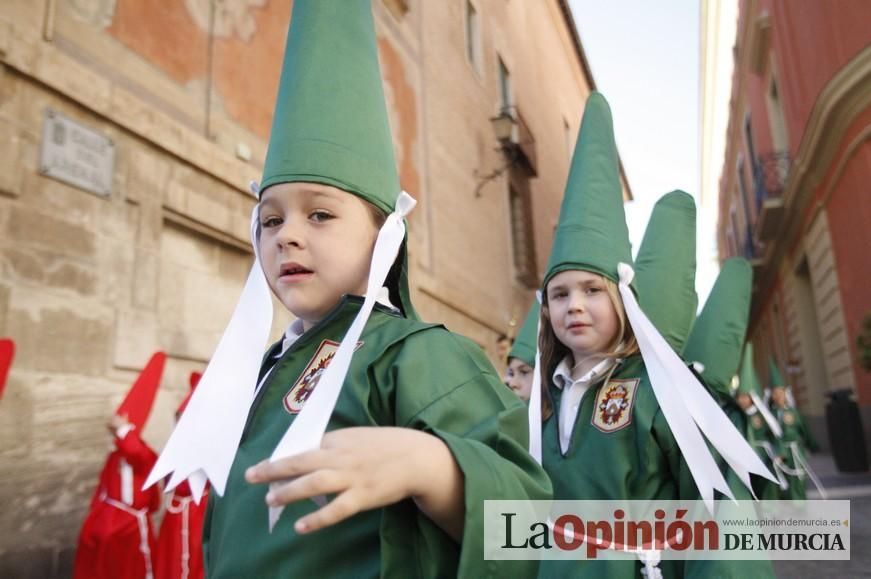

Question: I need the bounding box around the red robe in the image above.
[154,481,208,579]
[73,427,161,579]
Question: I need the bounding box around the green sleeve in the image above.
[373,330,552,579]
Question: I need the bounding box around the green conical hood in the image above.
[261,0,399,214]
[768,356,785,389]
[543,92,632,289]
[683,258,753,398]
[260,0,417,319]
[737,341,763,396]
[635,191,698,351]
[509,300,540,367]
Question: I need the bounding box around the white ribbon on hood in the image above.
[527,291,544,465]
[145,203,274,502]
[615,263,777,512]
[749,391,783,438]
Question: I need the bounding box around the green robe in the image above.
[697,386,776,577]
[715,402,777,577]
[775,406,818,501]
[539,356,770,578]
[740,409,781,501]
[203,296,551,578]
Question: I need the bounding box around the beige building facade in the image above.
[0,0,629,574]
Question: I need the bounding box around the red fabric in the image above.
[73,428,161,579]
[0,338,14,400]
[116,352,166,431]
[154,481,208,579]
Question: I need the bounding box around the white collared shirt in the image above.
[553,356,615,453]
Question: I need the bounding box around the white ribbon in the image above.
[121,459,134,506]
[789,442,828,499]
[267,192,417,531]
[616,263,776,513]
[638,549,663,579]
[527,291,543,465]
[749,391,783,438]
[145,204,274,503]
[754,440,790,491]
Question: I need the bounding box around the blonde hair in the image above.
[537,273,639,419]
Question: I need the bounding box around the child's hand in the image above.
[245,427,465,539]
[107,413,130,434]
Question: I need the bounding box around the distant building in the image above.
[717,0,871,450]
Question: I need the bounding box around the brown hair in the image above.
[537,273,639,419]
[364,200,387,228]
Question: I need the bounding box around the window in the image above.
[766,74,789,153]
[498,56,512,111]
[743,113,757,164]
[729,204,741,258]
[465,1,482,74]
[509,184,537,288]
[736,154,753,224]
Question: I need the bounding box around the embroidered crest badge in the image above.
[751,414,764,430]
[592,379,639,433]
[783,411,795,426]
[284,339,363,414]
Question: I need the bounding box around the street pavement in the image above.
[773,453,871,578]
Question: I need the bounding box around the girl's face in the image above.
[258,182,380,329]
[545,269,620,362]
[504,358,534,401]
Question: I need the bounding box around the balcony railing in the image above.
[753,152,790,210]
[753,151,790,242]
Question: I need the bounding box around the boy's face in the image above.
[736,393,753,410]
[771,387,787,407]
[546,269,619,362]
[258,182,379,328]
[504,358,534,401]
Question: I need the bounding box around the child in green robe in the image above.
[149,2,551,578]
[531,92,773,578]
[728,346,786,501]
[683,261,778,576]
[504,302,539,402]
[770,363,821,500]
